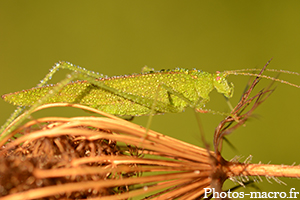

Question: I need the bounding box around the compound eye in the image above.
[215,71,222,82]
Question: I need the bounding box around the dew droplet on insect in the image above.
[143,186,148,191]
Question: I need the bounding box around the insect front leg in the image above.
[194,96,233,116]
[194,97,210,113]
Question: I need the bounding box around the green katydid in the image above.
[1,60,299,140]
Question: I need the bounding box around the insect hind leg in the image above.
[1,61,103,136]
[0,64,180,140]
[38,61,104,87]
[0,69,92,140]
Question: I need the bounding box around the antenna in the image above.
[224,62,300,89]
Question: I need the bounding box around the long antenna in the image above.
[225,68,299,76]
[224,61,300,89]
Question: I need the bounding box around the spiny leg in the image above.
[38,61,105,87]
[193,96,232,116]
[152,84,225,149]
[142,83,182,140]
[0,106,25,135]
[0,61,104,135]
[143,82,199,140]
[195,98,234,117]
[146,83,226,127]
[157,84,231,116]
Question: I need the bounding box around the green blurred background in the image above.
[1,0,299,196]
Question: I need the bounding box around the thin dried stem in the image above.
[229,163,300,178]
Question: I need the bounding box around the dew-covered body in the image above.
[1,60,299,138]
[2,66,233,116]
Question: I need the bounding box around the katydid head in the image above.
[213,58,299,98]
[213,72,234,98]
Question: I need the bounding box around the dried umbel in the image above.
[0,104,216,199]
[0,103,299,199]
